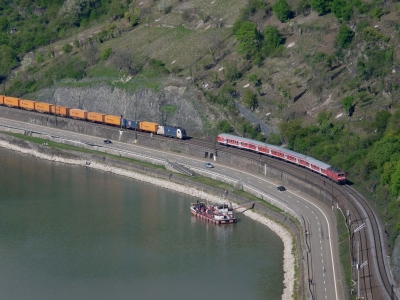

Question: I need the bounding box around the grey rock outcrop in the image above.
[37,83,205,136]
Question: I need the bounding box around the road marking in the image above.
[287,195,291,198]
[305,205,308,208]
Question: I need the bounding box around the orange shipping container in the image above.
[139,121,159,133]
[35,102,53,113]
[20,99,36,110]
[104,115,121,126]
[69,109,88,120]
[0,95,4,105]
[87,112,105,123]
[4,96,20,107]
[50,105,69,116]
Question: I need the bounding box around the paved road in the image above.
[0,118,345,300]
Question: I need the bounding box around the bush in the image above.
[243,89,258,110]
[357,48,392,80]
[101,47,112,60]
[217,120,233,133]
[36,52,44,63]
[337,25,354,48]
[262,25,283,56]
[235,21,261,57]
[273,0,292,22]
[342,96,354,114]
[311,0,332,15]
[62,43,73,53]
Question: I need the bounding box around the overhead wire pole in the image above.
[353,223,366,299]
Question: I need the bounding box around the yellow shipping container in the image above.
[35,102,53,113]
[50,105,70,116]
[4,96,20,107]
[139,121,159,133]
[69,109,88,120]
[104,115,121,126]
[87,112,105,123]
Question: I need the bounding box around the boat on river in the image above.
[190,200,237,224]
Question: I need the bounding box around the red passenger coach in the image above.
[218,133,346,184]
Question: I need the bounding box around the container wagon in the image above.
[4,96,20,107]
[87,112,105,123]
[104,115,121,126]
[19,99,36,110]
[0,95,4,105]
[69,109,88,120]
[122,118,140,130]
[139,121,159,133]
[51,105,70,116]
[35,102,53,113]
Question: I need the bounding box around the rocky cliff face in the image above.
[37,83,207,137]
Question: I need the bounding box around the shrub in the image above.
[243,89,258,110]
[217,120,233,133]
[235,21,261,57]
[62,43,73,53]
[263,25,283,56]
[337,25,354,48]
[101,47,112,60]
[273,0,292,22]
[36,52,44,63]
[311,0,332,15]
[342,96,354,114]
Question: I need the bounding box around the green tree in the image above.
[391,162,400,196]
[62,43,73,53]
[235,21,260,57]
[263,25,283,55]
[273,0,292,22]
[0,45,17,76]
[373,111,391,134]
[337,25,354,48]
[36,52,44,63]
[331,0,345,18]
[266,132,282,145]
[217,120,233,133]
[311,0,332,15]
[342,96,354,115]
[243,89,258,110]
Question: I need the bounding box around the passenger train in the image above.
[217,133,346,183]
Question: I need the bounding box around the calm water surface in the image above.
[0,148,284,300]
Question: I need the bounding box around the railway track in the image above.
[215,143,395,299]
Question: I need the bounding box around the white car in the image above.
[204,162,214,168]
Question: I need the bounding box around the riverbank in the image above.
[0,139,295,300]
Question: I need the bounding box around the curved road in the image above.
[0,118,344,299]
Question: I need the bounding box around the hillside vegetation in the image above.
[1,0,400,261]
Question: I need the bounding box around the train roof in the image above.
[218,133,335,170]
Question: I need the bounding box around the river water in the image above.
[0,148,284,300]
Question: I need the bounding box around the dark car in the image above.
[103,139,112,144]
[204,162,214,168]
[277,186,286,191]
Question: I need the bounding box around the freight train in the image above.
[217,133,346,184]
[0,95,187,139]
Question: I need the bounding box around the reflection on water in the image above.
[0,148,284,300]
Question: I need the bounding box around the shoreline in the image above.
[0,140,295,300]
